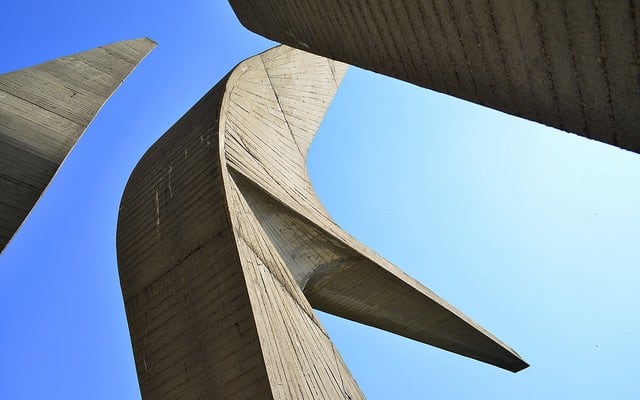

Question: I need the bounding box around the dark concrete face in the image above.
[229,0,640,154]
[0,38,155,253]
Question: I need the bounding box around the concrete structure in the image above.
[229,1,640,154]
[117,46,526,399]
[0,38,156,252]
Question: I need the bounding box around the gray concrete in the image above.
[0,38,156,252]
[117,46,526,400]
[229,0,640,154]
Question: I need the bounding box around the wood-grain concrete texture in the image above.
[0,38,156,252]
[229,0,640,154]
[118,46,526,399]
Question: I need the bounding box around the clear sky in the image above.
[1,1,639,399]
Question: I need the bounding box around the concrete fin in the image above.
[0,38,156,253]
[222,45,527,373]
[232,167,528,373]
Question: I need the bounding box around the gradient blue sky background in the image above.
[1,1,639,399]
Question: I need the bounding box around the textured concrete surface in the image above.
[0,38,156,252]
[118,46,526,399]
[229,0,640,154]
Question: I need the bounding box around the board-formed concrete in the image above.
[117,45,527,399]
[229,0,640,154]
[0,38,156,252]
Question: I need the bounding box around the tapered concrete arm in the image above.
[0,38,156,253]
[305,253,528,372]
[222,46,528,373]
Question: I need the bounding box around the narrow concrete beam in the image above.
[0,38,156,252]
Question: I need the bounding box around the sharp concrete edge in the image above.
[220,46,528,372]
[0,38,156,254]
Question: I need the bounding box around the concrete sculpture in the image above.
[117,45,526,399]
[229,0,640,154]
[0,38,156,252]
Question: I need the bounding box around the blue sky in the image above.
[1,1,639,399]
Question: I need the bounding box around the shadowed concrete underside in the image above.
[117,46,526,399]
[0,38,156,252]
[230,0,640,154]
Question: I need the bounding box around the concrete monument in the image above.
[117,45,526,399]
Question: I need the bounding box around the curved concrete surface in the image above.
[117,45,526,400]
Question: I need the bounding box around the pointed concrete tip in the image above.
[513,359,530,373]
[141,37,158,46]
[102,37,158,64]
[123,37,158,50]
[495,345,528,372]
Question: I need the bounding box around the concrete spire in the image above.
[117,45,526,399]
[0,38,156,252]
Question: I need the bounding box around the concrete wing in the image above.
[222,46,527,373]
[0,38,156,252]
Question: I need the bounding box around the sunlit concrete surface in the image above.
[117,45,526,399]
[230,0,640,154]
[0,38,156,252]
